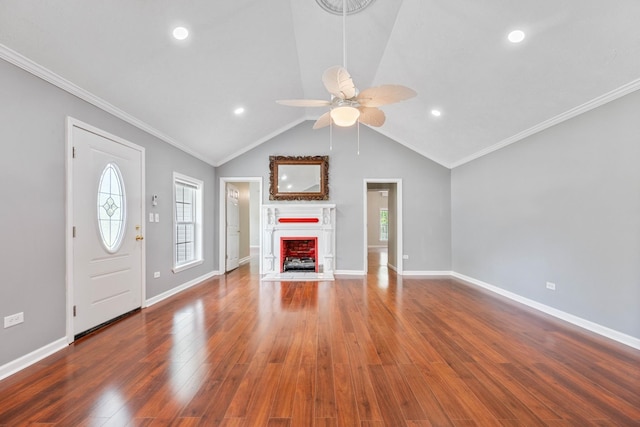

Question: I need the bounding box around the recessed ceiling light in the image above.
[431,109,442,117]
[172,27,189,40]
[234,107,245,115]
[508,30,525,43]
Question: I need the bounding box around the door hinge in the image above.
[72,147,76,158]
[72,226,76,238]
[73,305,77,317]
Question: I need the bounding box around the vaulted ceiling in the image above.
[1,1,639,168]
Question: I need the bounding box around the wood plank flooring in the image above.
[1,250,639,426]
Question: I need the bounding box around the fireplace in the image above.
[261,204,335,280]
[281,237,318,272]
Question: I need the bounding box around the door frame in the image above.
[218,177,263,274]
[363,179,403,275]
[225,182,240,272]
[65,117,146,344]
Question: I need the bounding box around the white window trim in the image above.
[172,172,204,273]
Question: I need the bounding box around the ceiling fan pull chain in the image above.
[329,118,333,151]
[357,120,360,155]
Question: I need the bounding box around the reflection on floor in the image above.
[368,246,389,273]
[261,271,335,282]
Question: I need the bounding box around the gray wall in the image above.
[452,89,640,339]
[217,122,452,272]
[0,58,216,367]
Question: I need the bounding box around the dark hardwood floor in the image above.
[1,250,639,426]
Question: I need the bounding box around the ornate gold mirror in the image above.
[269,156,329,201]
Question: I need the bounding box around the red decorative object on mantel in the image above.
[278,217,319,223]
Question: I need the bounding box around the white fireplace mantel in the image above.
[261,204,335,280]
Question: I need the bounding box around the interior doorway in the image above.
[219,178,262,274]
[363,179,402,274]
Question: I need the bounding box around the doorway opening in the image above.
[219,178,262,274]
[363,179,402,275]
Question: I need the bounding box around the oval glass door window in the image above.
[97,162,126,252]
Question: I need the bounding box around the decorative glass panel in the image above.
[97,163,126,252]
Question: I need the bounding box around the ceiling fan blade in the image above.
[357,107,386,127]
[322,66,357,99]
[276,99,331,107]
[312,112,332,129]
[357,85,417,107]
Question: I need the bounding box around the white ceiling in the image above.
[1,0,640,168]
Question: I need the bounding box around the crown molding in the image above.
[450,77,640,169]
[0,43,216,166]
[303,113,453,169]
[6,41,639,171]
[367,125,453,168]
[214,117,308,167]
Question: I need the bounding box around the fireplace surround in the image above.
[262,204,335,280]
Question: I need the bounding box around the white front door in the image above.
[71,123,144,336]
[226,183,240,271]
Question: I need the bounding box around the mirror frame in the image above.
[269,155,329,201]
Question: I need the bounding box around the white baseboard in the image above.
[335,270,365,276]
[0,337,68,381]
[1,272,221,380]
[145,270,220,307]
[239,256,252,266]
[403,270,453,276]
[451,272,640,351]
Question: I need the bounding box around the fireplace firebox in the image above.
[280,237,318,272]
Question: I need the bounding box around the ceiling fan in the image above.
[277,66,416,129]
[276,0,416,129]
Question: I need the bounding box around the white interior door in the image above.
[226,184,240,271]
[72,124,144,336]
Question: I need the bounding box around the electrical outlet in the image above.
[546,282,556,291]
[4,312,24,328]
[154,272,161,278]
[402,254,409,259]
[149,213,155,223]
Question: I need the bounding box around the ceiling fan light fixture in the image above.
[330,106,360,127]
[316,0,375,15]
[508,30,525,43]
[172,26,189,40]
